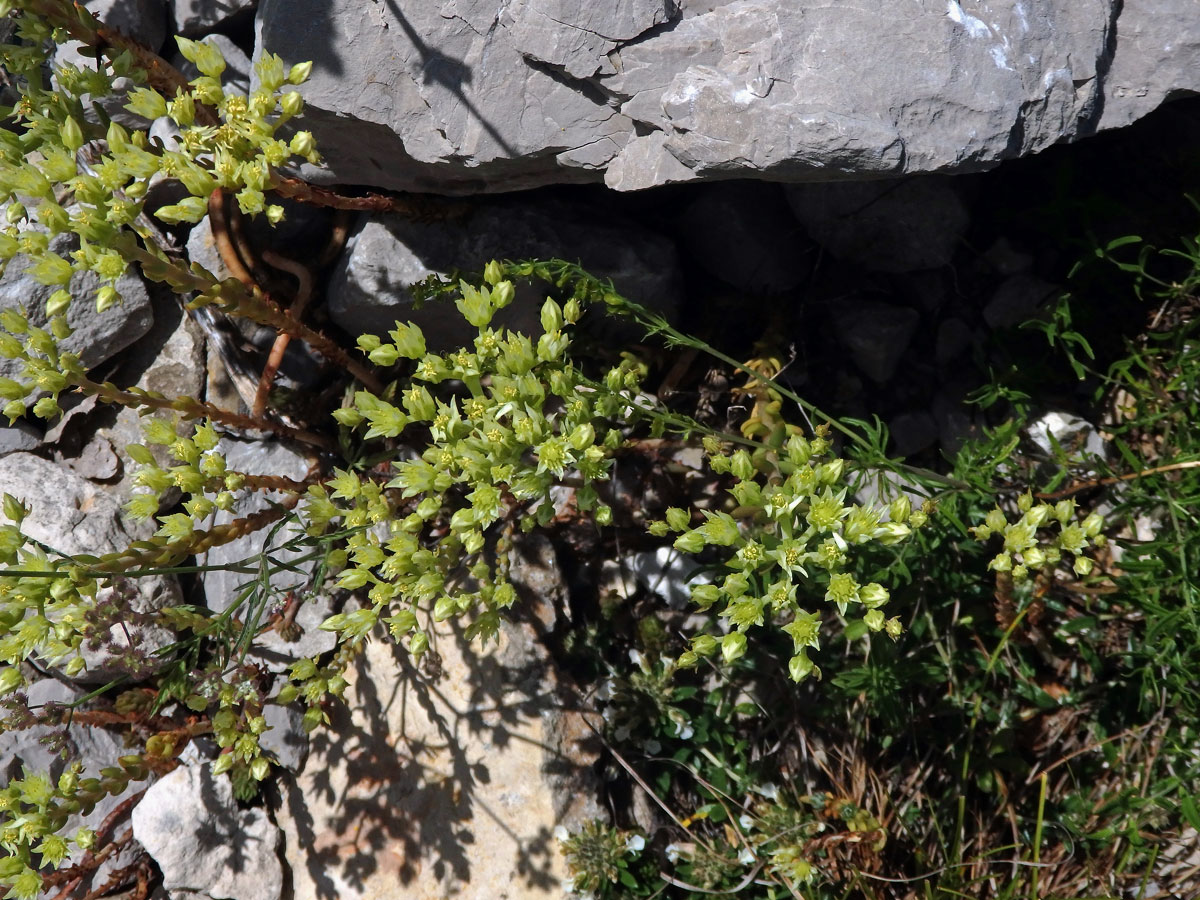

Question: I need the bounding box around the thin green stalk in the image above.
[1031,772,1047,900]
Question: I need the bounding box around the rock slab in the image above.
[274,573,604,899]
[0,453,181,681]
[133,763,283,900]
[252,0,1199,193]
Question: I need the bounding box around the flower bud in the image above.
[491,280,515,309]
[95,285,119,313]
[409,630,429,658]
[106,120,128,148]
[730,449,754,481]
[721,631,747,663]
[1024,504,1051,527]
[288,61,314,84]
[859,582,890,609]
[690,584,719,610]
[483,260,503,285]
[280,91,304,117]
[0,666,23,695]
[59,116,84,151]
[788,653,815,682]
[540,298,563,334]
[285,129,314,159]
[45,289,71,318]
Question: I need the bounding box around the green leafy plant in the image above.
[0,4,1143,900]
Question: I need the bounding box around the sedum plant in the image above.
[0,1,1112,896]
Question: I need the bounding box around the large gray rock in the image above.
[253,0,1196,193]
[196,438,336,672]
[0,227,153,381]
[132,763,283,900]
[677,182,811,292]
[1096,0,1200,132]
[0,679,149,896]
[327,198,682,344]
[172,0,257,36]
[81,0,168,50]
[0,453,181,682]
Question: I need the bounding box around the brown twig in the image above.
[253,250,313,419]
[207,189,258,289]
[270,174,469,219]
[1035,459,1200,500]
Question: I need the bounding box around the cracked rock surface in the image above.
[254,0,1199,194]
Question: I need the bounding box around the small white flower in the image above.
[738,813,754,832]
[738,846,757,866]
[553,825,570,844]
[668,711,694,740]
[625,833,645,854]
[665,843,686,864]
[628,648,645,668]
[595,678,615,702]
[751,782,779,801]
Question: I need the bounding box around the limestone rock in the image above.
[983,274,1060,329]
[0,421,42,457]
[248,0,1197,193]
[1096,0,1200,132]
[133,763,283,900]
[677,182,812,292]
[80,0,167,50]
[172,0,257,36]
[327,198,681,345]
[96,285,206,512]
[196,438,336,670]
[1025,411,1107,463]
[0,679,147,896]
[0,228,153,382]
[274,613,604,898]
[0,453,181,682]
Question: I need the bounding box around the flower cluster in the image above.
[555,820,646,899]
[305,268,639,657]
[653,426,928,681]
[972,493,1104,581]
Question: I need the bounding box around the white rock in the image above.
[1026,411,1107,462]
[0,453,181,682]
[133,763,283,900]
